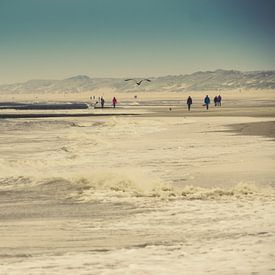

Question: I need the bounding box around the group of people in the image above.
[95,94,222,111]
[186,95,222,111]
[96,96,117,108]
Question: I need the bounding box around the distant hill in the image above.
[0,70,274,94]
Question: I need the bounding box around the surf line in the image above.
[0,113,140,119]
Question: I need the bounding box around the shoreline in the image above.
[0,112,138,119]
[1,104,275,141]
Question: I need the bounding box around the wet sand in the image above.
[228,120,275,140]
[140,101,275,118]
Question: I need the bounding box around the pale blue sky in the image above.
[0,0,274,84]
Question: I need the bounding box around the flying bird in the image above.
[124,78,151,86]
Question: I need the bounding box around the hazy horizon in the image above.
[0,0,274,84]
[1,68,275,86]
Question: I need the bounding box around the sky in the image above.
[0,0,274,84]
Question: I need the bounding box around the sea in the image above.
[0,113,274,274]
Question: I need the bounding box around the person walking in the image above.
[217,95,222,106]
[204,95,210,110]
[100,97,105,108]
[187,96,192,111]
[214,96,218,106]
[112,97,117,108]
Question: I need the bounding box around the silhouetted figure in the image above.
[214,96,218,106]
[112,97,117,108]
[217,95,222,106]
[100,97,105,108]
[187,96,192,111]
[125,79,151,86]
[204,95,210,110]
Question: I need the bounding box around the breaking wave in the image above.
[1,172,274,203]
[67,178,274,202]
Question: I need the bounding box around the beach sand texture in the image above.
[0,90,275,274]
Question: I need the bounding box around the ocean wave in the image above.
[67,179,274,202]
[0,119,77,131]
[1,173,273,203]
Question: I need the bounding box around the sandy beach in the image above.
[1,0,274,273]
[0,90,275,274]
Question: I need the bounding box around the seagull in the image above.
[124,78,151,86]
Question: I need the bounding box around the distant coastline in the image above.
[0,69,274,93]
